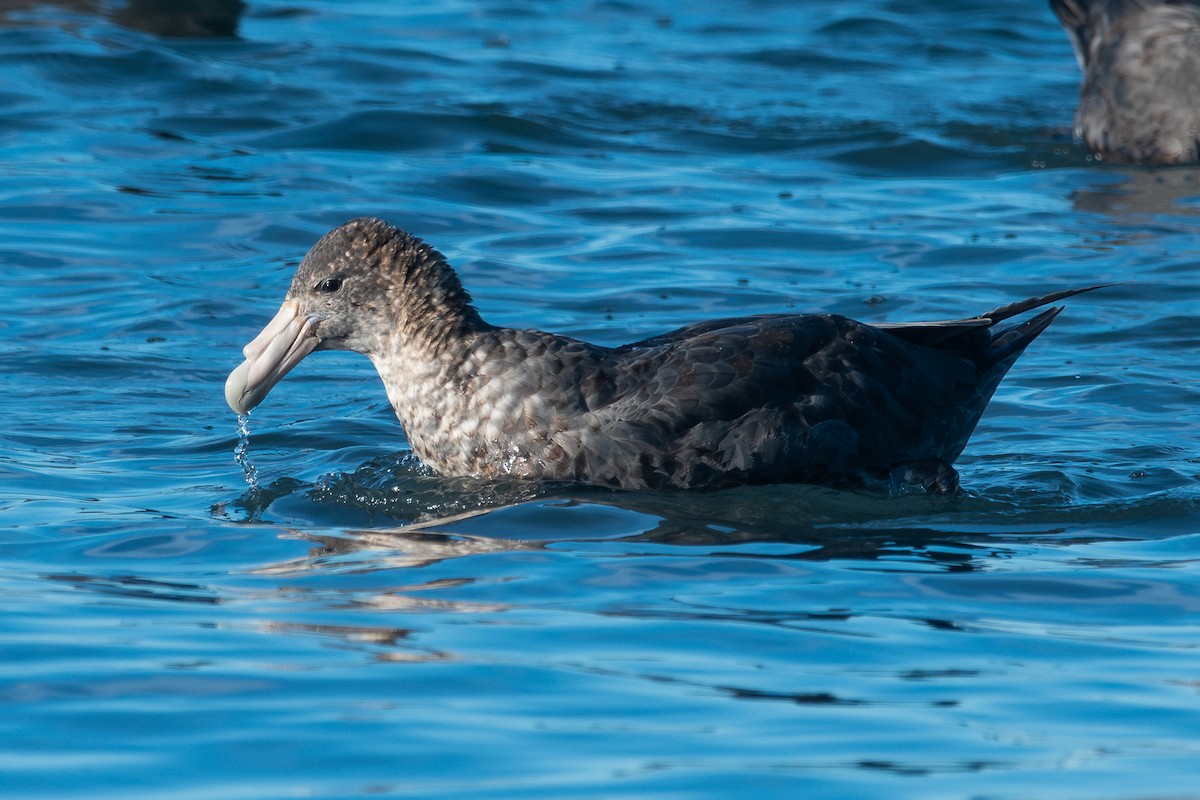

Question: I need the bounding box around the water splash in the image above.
[234,413,260,491]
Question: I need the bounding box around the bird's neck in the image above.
[369,323,500,477]
[393,245,493,355]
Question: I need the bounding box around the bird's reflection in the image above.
[249,486,1046,578]
[254,509,542,577]
[262,620,453,663]
[1069,166,1200,222]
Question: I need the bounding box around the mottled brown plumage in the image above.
[1051,0,1200,164]
[225,218,1104,494]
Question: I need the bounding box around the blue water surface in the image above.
[2,1,1199,798]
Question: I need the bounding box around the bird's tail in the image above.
[984,306,1064,365]
[980,283,1114,326]
[981,282,1114,365]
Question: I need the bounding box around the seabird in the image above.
[1050,0,1200,164]
[226,218,1104,494]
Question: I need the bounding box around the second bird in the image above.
[1051,0,1200,164]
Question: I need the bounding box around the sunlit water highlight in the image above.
[1,1,1199,799]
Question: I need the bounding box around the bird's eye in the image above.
[316,277,343,294]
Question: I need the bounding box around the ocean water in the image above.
[2,1,1199,797]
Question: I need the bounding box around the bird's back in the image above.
[551,312,1026,490]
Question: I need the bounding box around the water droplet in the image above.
[234,413,260,491]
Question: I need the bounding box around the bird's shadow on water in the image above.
[213,450,1197,577]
